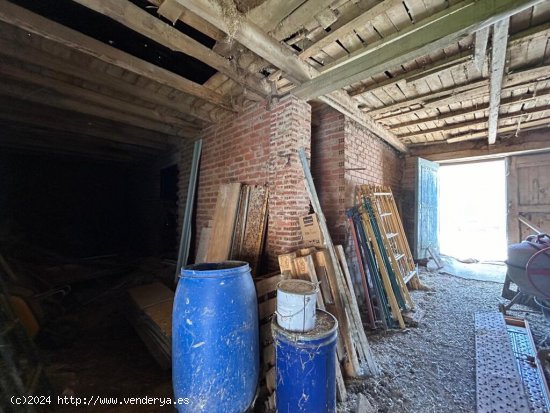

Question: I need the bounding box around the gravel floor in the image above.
[338,268,550,413]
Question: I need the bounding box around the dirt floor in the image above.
[339,267,550,413]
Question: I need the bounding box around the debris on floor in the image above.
[337,268,550,413]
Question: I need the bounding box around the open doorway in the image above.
[439,159,507,261]
[438,160,508,283]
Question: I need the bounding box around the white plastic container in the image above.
[276,279,318,332]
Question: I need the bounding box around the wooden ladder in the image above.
[362,185,420,291]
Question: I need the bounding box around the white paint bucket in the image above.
[276,280,318,332]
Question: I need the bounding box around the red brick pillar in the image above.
[266,95,312,269]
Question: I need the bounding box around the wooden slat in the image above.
[291,0,544,100]
[255,274,282,298]
[0,63,198,137]
[180,0,408,153]
[488,18,510,144]
[0,0,233,111]
[0,35,219,124]
[70,0,269,98]
[205,183,242,261]
[299,149,380,377]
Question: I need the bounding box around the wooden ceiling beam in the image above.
[474,26,490,71]
[0,34,221,124]
[371,64,550,121]
[407,127,550,162]
[247,0,306,33]
[70,0,269,98]
[349,51,473,98]
[147,0,225,41]
[487,18,510,144]
[0,80,199,138]
[0,121,165,156]
[446,117,550,143]
[401,104,550,140]
[179,0,408,152]
[390,88,550,131]
[0,98,175,149]
[0,61,200,135]
[0,0,234,112]
[0,137,138,162]
[271,0,334,41]
[299,0,403,60]
[291,0,545,100]
[351,23,550,100]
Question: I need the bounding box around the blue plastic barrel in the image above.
[173,261,259,413]
[272,309,338,413]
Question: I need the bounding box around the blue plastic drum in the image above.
[272,309,338,413]
[173,261,259,412]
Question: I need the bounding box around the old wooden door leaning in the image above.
[415,157,440,260]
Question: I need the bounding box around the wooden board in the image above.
[507,152,550,244]
[205,183,242,261]
[195,227,211,263]
[234,185,269,275]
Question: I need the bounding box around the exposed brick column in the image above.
[184,95,311,272]
[266,95,312,269]
[311,104,404,247]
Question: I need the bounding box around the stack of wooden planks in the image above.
[126,282,174,370]
[278,246,380,394]
[346,185,417,330]
[196,183,269,275]
[254,272,281,411]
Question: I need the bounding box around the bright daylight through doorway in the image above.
[439,159,507,261]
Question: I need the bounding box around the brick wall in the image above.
[183,95,312,271]
[311,104,404,246]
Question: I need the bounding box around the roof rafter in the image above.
[70,0,269,98]
[487,18,510,144]
[177,0,408,152]
[0,0,235,112]
[291,0,546,100]
[0,34,223,124]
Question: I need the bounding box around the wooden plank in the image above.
[272,0,334,41]
[292,255,326,311]
[402,104,550,140]
[237,186,269,276]
[0,79,200,137]
[247,0,306,32]
[0,0,232,110]
[148,0,224,41]
[315,249,361,376]
[195,227,211,264]
[205,183,242,261]
[180,0,408,153]
[349,51,472,98]
[474,26,490,71]
[71,0,268,98]
[299,0,404,60]
[488,18,510,144]
[299,149,380,377]
[291,0,544,100]
[389,88,550,131]
[518,215,545,234]
[0,64,197,137]
[278,252,297,278]
[408,128,550,161]
[259,298,277,321]
[446,116,550,143]
[255,274,282,298]
[0,36,219,124]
